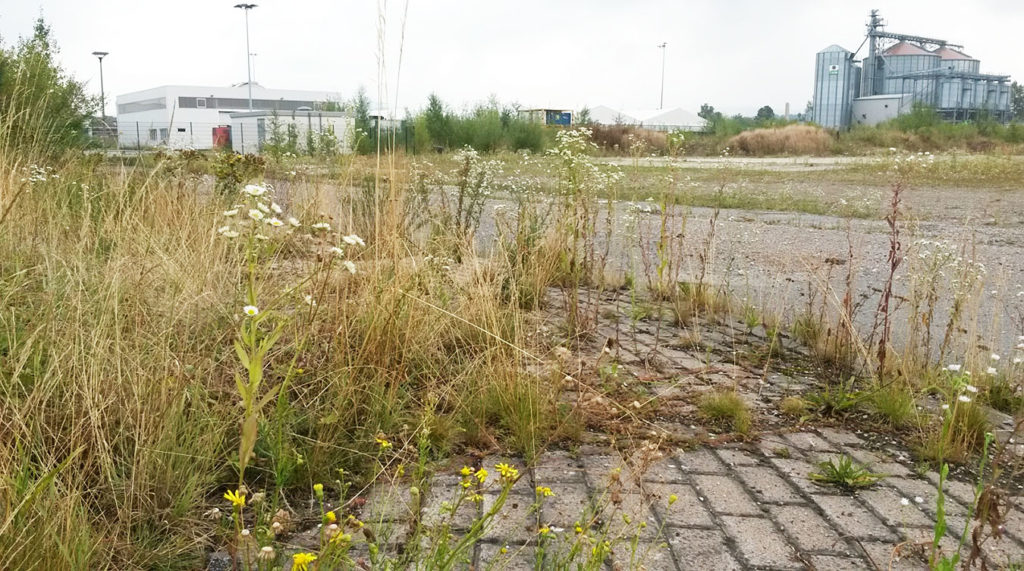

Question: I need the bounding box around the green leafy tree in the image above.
[698,103,723,131]
[351,86,373,154]
[576,106,592,126]
[1012,81,1024,121]
[755,105,776,121]
[424,93,453,150]
[0,16,93,155]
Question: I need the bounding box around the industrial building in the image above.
[589,106,706,132]
[115,83,347,150]
[812,11,1012,129]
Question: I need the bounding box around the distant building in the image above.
[517,108,573,126]
[813,11,1012,129]
[588,106,706,132]
[115,83,344,149]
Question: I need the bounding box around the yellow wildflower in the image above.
[496,462,519,481]
[460,466,473,476]
[313,483,324,499]
[325,510,336,523]
[375,437,392,450]
[668,493,678,506]
[474,468,488,483]
[538,526,551,536]
[224,489,246,509]
[536,486,554,497]
[292,552,317,571]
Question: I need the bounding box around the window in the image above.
[149,129,158,141]
[159,128,169,141]
[197,98,207,109]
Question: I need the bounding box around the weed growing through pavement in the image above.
[808,454,885,491]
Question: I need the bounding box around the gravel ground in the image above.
[475,178,1024,360]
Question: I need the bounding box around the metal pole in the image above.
[657,42,667,109]
[235,4,258,111]
[92,51,109,118]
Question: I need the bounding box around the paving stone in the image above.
[887,477,969,517]
[807,554,872,570]
[845,448,913,477]
[533,450,587,484]
[735,465,804,504]
[676,448,727,474]
[637,454,688,483]
[715,447,761,467]
[921,471,978,508]
[784,431,838,454]
[811,495,897,541]
[664,527,742,570]
[477,541,535,570]
[858,541,929,570]
[645,482,715,528]
[539,483,591,530]
[692,474,762,516]
[612,542,678,570]
[581,454,636,490]
[858,488,935,529]
[758,435,797,459]
[770,457,830,496]
[361,484,418,523]
[768,504,848,554]
[482,492,537,544]
[422,476,478,530]
[817,427,865,447]
[598,493,661,541]
[720,515,802,569]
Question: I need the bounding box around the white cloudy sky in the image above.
[1,1,1021,117]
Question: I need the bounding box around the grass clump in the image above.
[698,390,752,435]
[869,383,918,428]
[779,396,809,418]
[809,454,885,491]
[727,125,834,156]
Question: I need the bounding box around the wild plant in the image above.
[917,367,989,464]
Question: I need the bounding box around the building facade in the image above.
[116,84,344,149]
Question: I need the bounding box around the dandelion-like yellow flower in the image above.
[474,468,488,483]
[460,466,473,476]
[375,437,392,450]
[668,493,678,506]
[224,489,246,509]
[313,483,324,499]
[538,526,551,536]
[535,486,554,497]
[325,510,336,523]
[461,480,472,489]
[496,462,519,481]
[292,552,317,571]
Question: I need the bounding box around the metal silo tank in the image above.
[813,45,856,129]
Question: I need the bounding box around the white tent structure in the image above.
[589,105,706,132]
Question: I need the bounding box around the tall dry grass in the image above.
[726,124,833,156]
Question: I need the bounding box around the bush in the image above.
[726,125,833,156]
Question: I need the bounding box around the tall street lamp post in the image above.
[657,42,667,110]
[92,51,109,118]
[234,3,257,111]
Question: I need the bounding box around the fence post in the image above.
[190,122,194,147]
[136,123,142,155]
[240,125,244,154]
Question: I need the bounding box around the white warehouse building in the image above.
[115,84,347,151]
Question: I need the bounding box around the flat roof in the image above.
[229,110,352,118]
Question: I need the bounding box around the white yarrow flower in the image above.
[223,209,239,216]
[341,260,357,274]
[965,384,978,393]
[217,225,231,234]
[991,353,1000,361]
[329,246,344,257]
[946,364,961,372]
[985,367,997,376]
[941,404,950,410]
[243,184,267,197]
[222,230,239,238]
[243,305,259,316]
[342,234,365,247]
[958,395,971,403]
[248,209,264,221]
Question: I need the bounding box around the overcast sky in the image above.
[2,1,1021,117]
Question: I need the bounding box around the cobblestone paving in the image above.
[361,430,1024,570]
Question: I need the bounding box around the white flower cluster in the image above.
[20,164,59,185]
